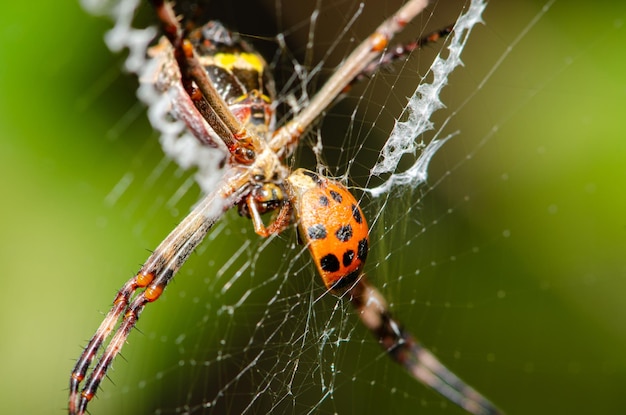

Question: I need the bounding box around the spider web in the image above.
[73,0,626,414]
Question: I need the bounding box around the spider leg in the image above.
[150,0,262,165]
[349,276,503,415]
[146,39,226,149]
[351,24,454,86]
[247,195,293,237]
[69,171,249,415]
[269,0,430,157]
[68,279,139,414]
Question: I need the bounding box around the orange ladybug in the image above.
[287,169,369,292]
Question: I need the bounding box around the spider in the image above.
[69,1,502,414]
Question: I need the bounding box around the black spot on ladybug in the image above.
[329,190,343,203]
[307,224,327,240]
[351,204,362,224]
[330,269,360,291]
[303,170,323,186]
[319,195,329,206]
[335,224,353,242]
[320,254,340,272]
[357,238,368,262]
[342,250,355,267]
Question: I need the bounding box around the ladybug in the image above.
[287,169,369,292]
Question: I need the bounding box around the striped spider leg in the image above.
[69,0,502,414]
[350,278,503,415]
[68,170,250,415]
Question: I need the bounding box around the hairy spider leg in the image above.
[268,0,430,157]
[69,172,248,415]
[352,24,454,85]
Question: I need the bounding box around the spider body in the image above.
[287,169,369,291]
[187,21,293,232]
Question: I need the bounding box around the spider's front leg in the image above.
[68,278,142,414]
[69,172,247,415]
[269,0,431,156]
[351,24,454,86]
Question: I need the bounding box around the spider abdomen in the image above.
[191,21,276,136]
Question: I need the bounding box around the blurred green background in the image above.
[1,1,626,414]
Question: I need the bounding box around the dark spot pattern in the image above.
[329,190,343,203]
[319,195,329,206]
[331,269,360,291]
[307,224,327,240]
[357,238,369,262]
[351,204,362,224]
[320,254,340,272]
[335,224,353,242]
[342,250,355,267]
